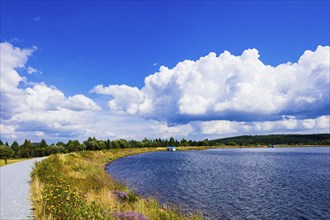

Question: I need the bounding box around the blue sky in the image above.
[0,1,329,143]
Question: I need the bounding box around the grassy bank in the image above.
[30,148,203,220]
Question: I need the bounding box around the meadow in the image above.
[0,158,31,167]
[30,148,204,220]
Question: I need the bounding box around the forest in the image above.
[209,133,330,146]
[0,134,329,163]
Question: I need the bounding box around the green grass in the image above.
[30,148,204,220]
[0,158,31,167]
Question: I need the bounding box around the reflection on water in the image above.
[106,147,330,219]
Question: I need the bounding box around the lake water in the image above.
[106,147,330,219]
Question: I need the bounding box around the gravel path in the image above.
[0,157,46,220]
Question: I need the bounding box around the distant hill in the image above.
[209,134,330,146]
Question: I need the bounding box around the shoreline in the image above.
[104,145,330,219]
[30,148,203,219]
[30,145,329,219]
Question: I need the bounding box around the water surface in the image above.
[106,147,330,219]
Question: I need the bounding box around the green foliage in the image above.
[117,139,129,148]
[210,134,330,146]
[47,145,67,154]
[57,141,66,146]
[40,139,48,148]
[169,137,175,146]
[127,192,138,204]
[21,139,33,158]
[31,155,111,219]
[11,141,20,158]
[66,140,81,152]
[0,145,14,164]
[202,139,209,146]
[180,138,189,146]
[11,141,19,149]
[97,140,106,150]
[31,150,202,220]
[226,141,237,146]
[84,138,103,151]
[2,134,329,161]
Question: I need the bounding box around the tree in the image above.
[202,139,209,146]
[180,138,189,147]
[84,140,99,150]
[105,139,112,149]
[11,141,20,158]
[47,145,67,155]
[81,144,87,151]
[118,139,129,148]
[0,146,14,164]
[21,139,32,158]
[34,147,46,157]
[226,141,237,146]
[66,143,75,153]
[169,137,175,146]
[84,137,101,150]
[40,139,48,148]
[111,141,120,149]
[56,141,65,146]
[142,138,152,148]
[97,140,106,150]
[66,140,81,152]
[0,140,3,145]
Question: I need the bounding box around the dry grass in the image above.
[30,147,205,220]
[0,158,31,167]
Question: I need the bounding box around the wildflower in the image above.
[113,211,148,220]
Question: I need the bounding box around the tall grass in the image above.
[31,148,203,220]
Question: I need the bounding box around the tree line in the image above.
[0,137,210,164]
[209,134,330,146]
[1,134,329,164]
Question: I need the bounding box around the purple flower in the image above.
[113,211,148,220]
[112,190,128,200]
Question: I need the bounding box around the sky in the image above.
[0,1,329,143]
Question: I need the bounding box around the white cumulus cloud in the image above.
[1,42,329,143]
[196,115,330,137]
[92,46,329,123]
[0,42,101,141]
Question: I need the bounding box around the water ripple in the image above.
[106,147,330,219]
